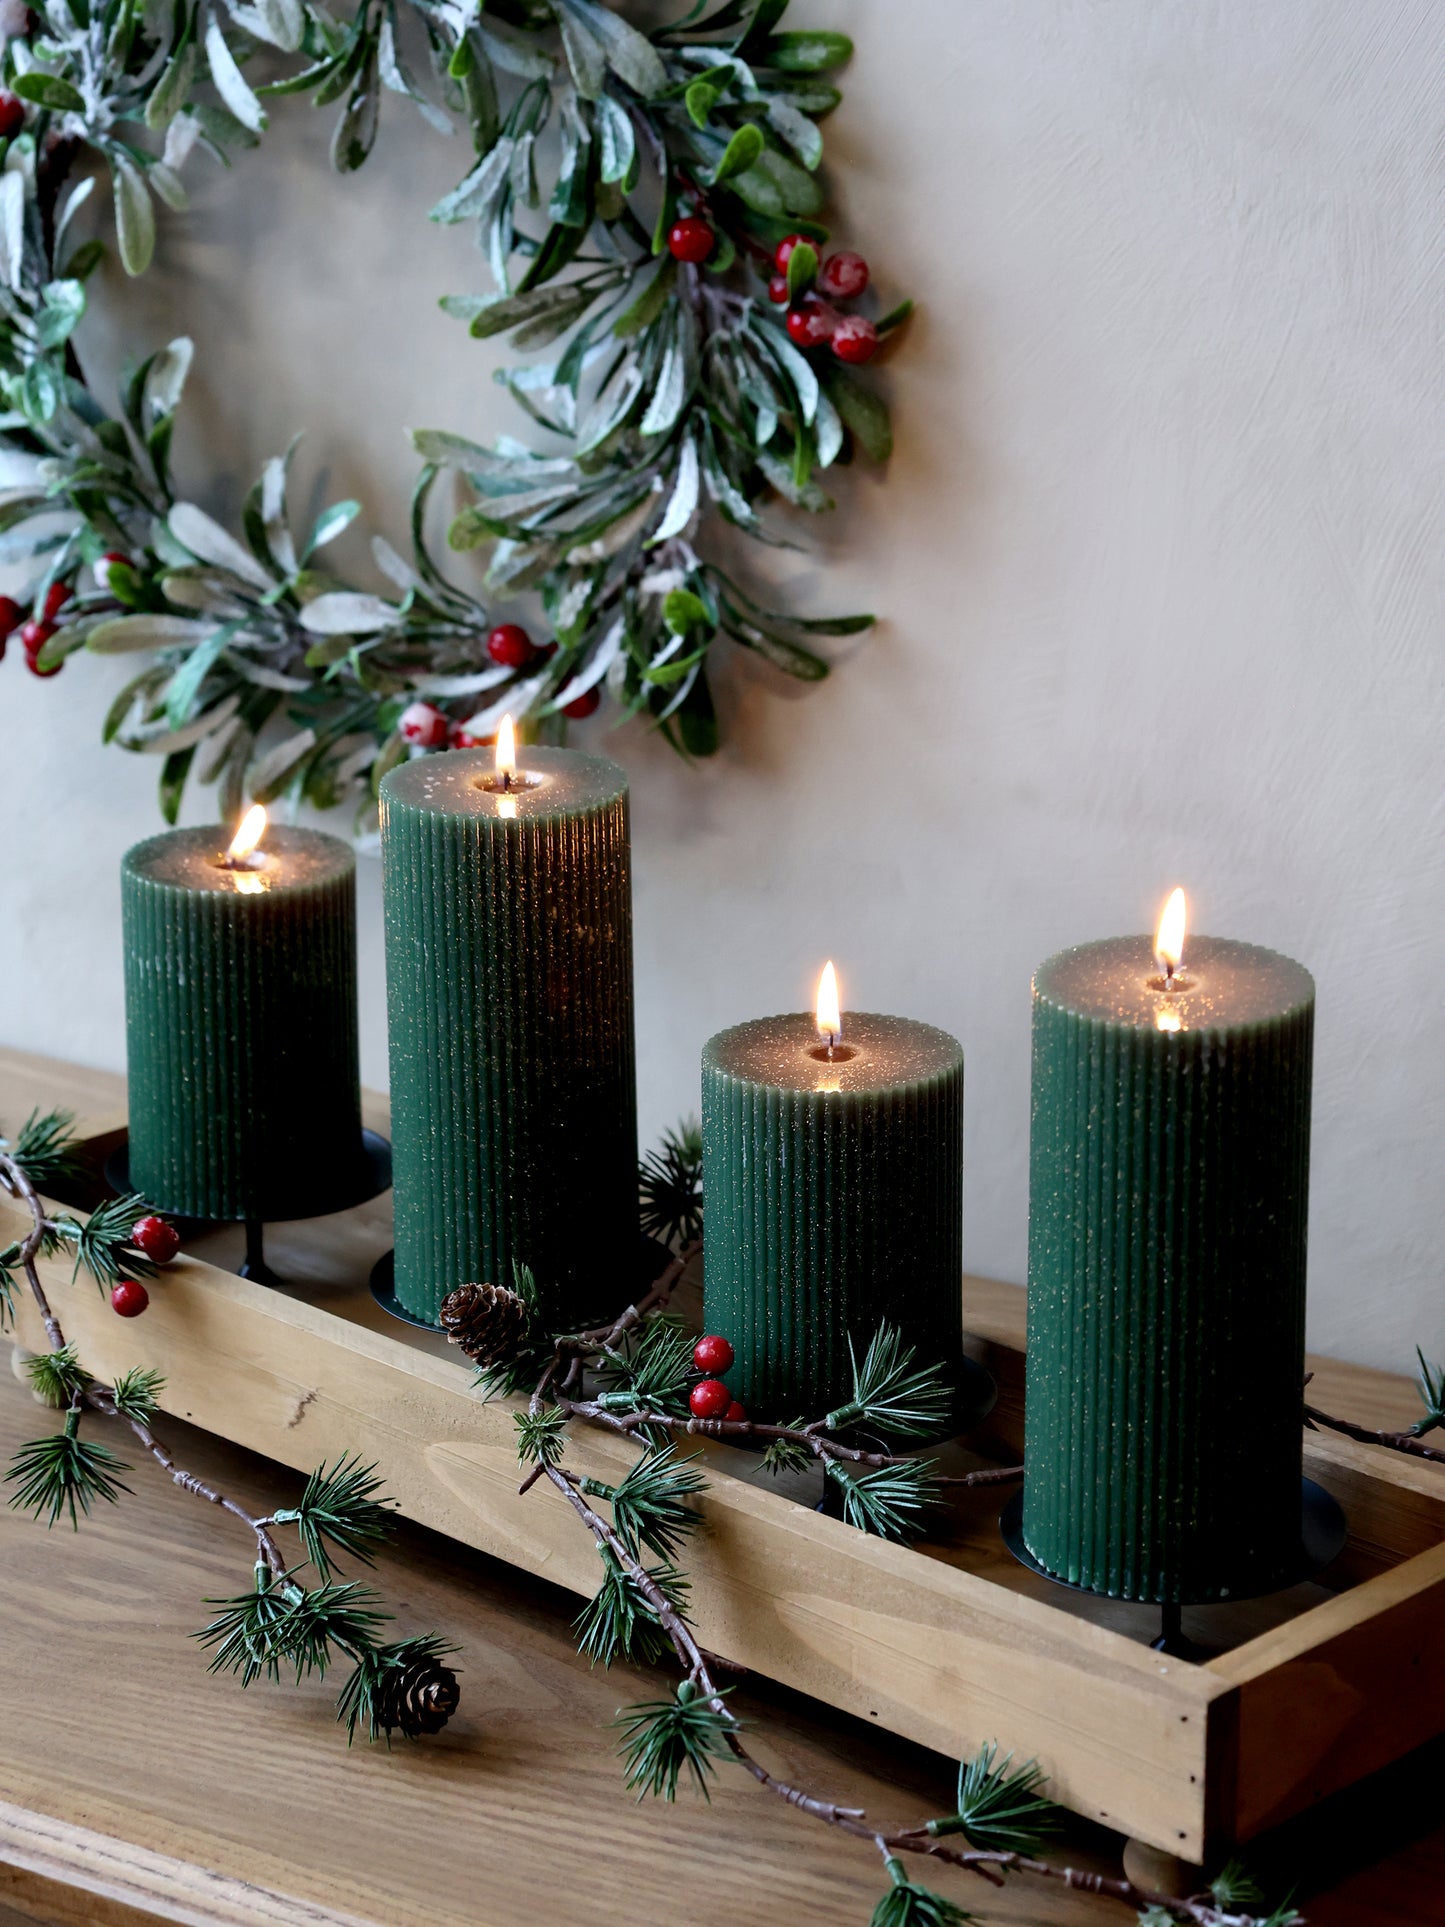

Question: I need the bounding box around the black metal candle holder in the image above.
[105,1129,394,1288]
[998,1481,1347,1658]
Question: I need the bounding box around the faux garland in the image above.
[9,1109,1445,1918]
[0,0,902,828]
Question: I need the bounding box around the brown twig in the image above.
[1304,1402,1445,1466]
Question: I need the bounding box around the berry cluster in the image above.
[0,553,132,679]
[397,623,598,756]
[770,235,879,365]
[111,1213,182,1318]
[687,1333,746,1423]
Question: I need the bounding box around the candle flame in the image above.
[815,960,841,1044]
[495,714,516,783]
[1154,887,1187,978]
[226,804,267,866]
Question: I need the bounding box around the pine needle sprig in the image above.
[274,1456,396,1581]
[0,1250,13,1330]
[615,1680,734,1803]
[67,1192,158,1287]
[7,1414,131,1529]
[825,1326,954,1440]
[583,1445,707,1563]
[1209,1860,1265,1910]
[22,1343,89,1408]
[335,1634,461,1745]
[109,1366,166,1425]
[196,1572,298,1687]
[923,1743,1061,1853]
[575,1550,691,1669]
[825,1458,942,1541]
[281,1581,392,1679]
[638,1119,704,1251]
[761,1432,816,1478]
[5,1110,87,1195]
[597,1315,695,1416]
[869,1858,979,1927]
[515,1406,569,1470]
[475,1340,555,1402]
[1412,1346,1445,1435]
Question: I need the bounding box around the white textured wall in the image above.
[2,1,1441,1370]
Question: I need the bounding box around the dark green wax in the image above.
[701,1012,964,1420]
[380,747,637,1329]
[122,826,362,1221]
[1023,935,1315,1602]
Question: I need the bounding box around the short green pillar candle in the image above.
[701,974,964,1419]
[1023,902,1315,1602]
[122,817,362,1222]
[380,740,637,1329]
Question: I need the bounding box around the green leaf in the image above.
[762,31,854,74]
[164,624,239,729]
[13,73,85,112]
[303,499,361,560]
[205,18,267,132]
[111,157,155,277]
[612,256,677,338]
[785,239,817,300]
[158,745,196,825]
[823,365,893,462]
[89,614,211,654]
[663,588,708,637]
[710,121,764,184]
[145,41,198,131]
[685,80,719,128]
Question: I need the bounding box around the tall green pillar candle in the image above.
[122,819,362,1222]
[702,978,964,1419]
[380,742,637,1329]
[1023,908,1315,1602]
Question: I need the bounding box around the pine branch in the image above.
[638,1118,704,1251]
[869,1858,980,1927]
[825,1324,954,1439]
[64,1191,158,1287]
[7,1412,130,1528]
[1412,1346,1445,1435]
[197,1574,389,1684]
[596,1314,696,1417]
[615,1680,734,1802]
[824,1457,943,1541]
[271,1455,396,1581]
[580,1443,707,1562]
[22,1342,89,1408]
[4,1110,87,1195]
[110,1366,166,1425]
[922,1744,1061,1853]
[514,1405,569,1469]
[1209,1861,1265,1910]
[575,1548,691,1669]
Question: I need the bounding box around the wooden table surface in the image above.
[1,1048,1443,1927]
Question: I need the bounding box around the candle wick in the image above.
[827,1032,836,1061]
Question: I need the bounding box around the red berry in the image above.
[562,685,601,720]
[0,595,22,641]
[41,580,72,621]
[693,1333,735,1375]
[818,250,870,301]
[773,233,810,275]
[111,1279,149,1318]
[95,551,129,589]
[21,618,58,675]
[689,1378,732,1420]
[486,622,535,670]
[786,299,837,350]
[724,1401,747,1423]
[0,92,23,141]
[832,314,880,365]
[767,274,790,304]
[398,700,449,748]
[668,216,716,264]
[132,1214,180,1265]
[448,720,489,750]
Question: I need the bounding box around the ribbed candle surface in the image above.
[702,1012,964,1420]
[380,747,637,1328]
[122,827,362,1221]
[1023,935,1315,1602]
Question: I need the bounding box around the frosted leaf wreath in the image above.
[0,0,906,826]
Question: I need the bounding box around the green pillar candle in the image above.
[380,742,637,1329]
[1023,910,1315,1603]
[122,821,362,1222]
[701,982,964,1419]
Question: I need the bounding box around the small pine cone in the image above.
[439,1281,530,1366]
[377,1652,460,1739]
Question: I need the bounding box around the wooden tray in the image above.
[7,1074,1445,1873]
